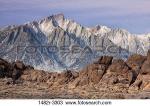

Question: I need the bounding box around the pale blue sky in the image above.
[0,0,150,34]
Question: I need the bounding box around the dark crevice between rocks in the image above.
[0,59,34,84]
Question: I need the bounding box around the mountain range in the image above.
[0,13,150,71]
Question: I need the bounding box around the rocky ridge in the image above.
[0,14,150,71]
[0,50,150,99]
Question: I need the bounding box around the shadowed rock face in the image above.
[101,59,133,85]
[126,54,146,71]
[0,50,150,99]
[75,56,113,85]
[0,59,33,82]
[141,50,150,75]
[0,58,13,78]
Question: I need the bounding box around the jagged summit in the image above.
[53,13,65,20]
[0,13,150,71]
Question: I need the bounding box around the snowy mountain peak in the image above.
[0,13,150,71]
[147,33,150,37]
[90,25,111,35]
[53,13,65,21]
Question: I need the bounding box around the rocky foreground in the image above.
[0,50,150,99]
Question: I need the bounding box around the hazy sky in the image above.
[0,0,150,34]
